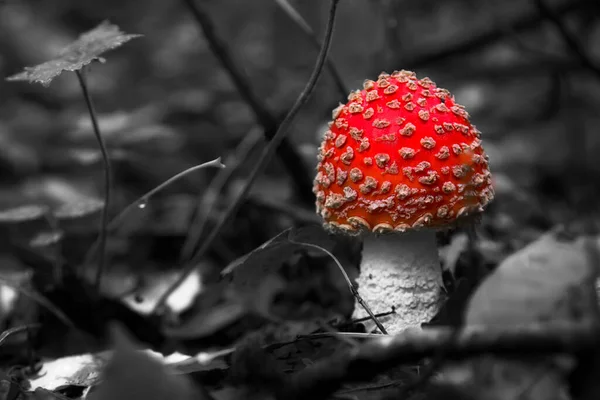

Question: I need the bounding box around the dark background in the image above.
[0,0,599,364]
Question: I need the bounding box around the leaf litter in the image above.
[1,3,600,400]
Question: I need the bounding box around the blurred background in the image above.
[0,0,599,351]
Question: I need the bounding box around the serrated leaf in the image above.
[6,21,142,87]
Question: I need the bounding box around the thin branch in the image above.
[288,238,388,334]
[152,0,342,315]
[83,158,225,268]
[181,0,314,204]
[403,0,587,69]
[75,69,111,292]
[533,0,600,81]
[179,128,262,262]
[484,0,564,61]
[273,0,348,97]
[0,277,90,348]
[278,320,600,400]
[394,325,461,398]
[0,324,41,347]
[246,194,322,225]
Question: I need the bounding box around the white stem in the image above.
[353,230,444,334]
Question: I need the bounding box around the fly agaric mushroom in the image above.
[313,70,494,334]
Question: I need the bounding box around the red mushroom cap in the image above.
[313,70,494,234]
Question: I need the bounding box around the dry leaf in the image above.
[440,230,600,400]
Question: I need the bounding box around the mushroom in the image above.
[313,70,494,334]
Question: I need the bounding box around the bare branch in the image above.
[403,0,588,69]
[278,320,599,400]
[533,0,600,81]
[182,0,314,204]
[273,0,349,97]
[153,0,342,316]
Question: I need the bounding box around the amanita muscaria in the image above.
[313,70,494,334]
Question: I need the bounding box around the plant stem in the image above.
[75,69,111,292]
[82,158,225,268]
[152,0,342,316]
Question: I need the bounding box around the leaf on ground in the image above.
[167,351,230,375]
[223,225,338,319]
[224,225,335,280]
[0,205,49,245]
[6,21,142,87]
[439,232,468,276]
[465,229,599,325]
[89,324,204,400]
[53,198,104,233]
[0,205,48,224]
[27,346,201,397]
[53,198,104,220]
[440,230,600,400]
[28,352,108,391]
[163,299,245,339]
[29,231,64,249]
[121,268,201,315]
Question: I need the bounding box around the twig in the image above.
[351,310,396,325]
[533,0,600,81]
[152,0,342,316]
[40,211,64,286]
[277,320,600,400]
[110,158,224,231]
[83,158,225,268]
[273,0,348,97]
[246,194,322,225]
[182,0,314,204]
[289,239,388,334]
[0,324,41,347]
[179,128,262,262]
[0,277,90,348]
[403,0,586,69]
[394,325,461,398]
[516,360,563,400]
[484,0,564,61]
[75,69,111,292]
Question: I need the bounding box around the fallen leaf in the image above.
[0,205,49,247]
[440,229,600,400]
[465,230,599,325]
[89,325,206,400]
[28,353,107,391]
[53,198,104,220]
[53,198,104,234]
[0,205,48,224]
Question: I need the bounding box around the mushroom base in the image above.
[353,230,445,334]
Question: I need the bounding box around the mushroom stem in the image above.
[353,230,444,334]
